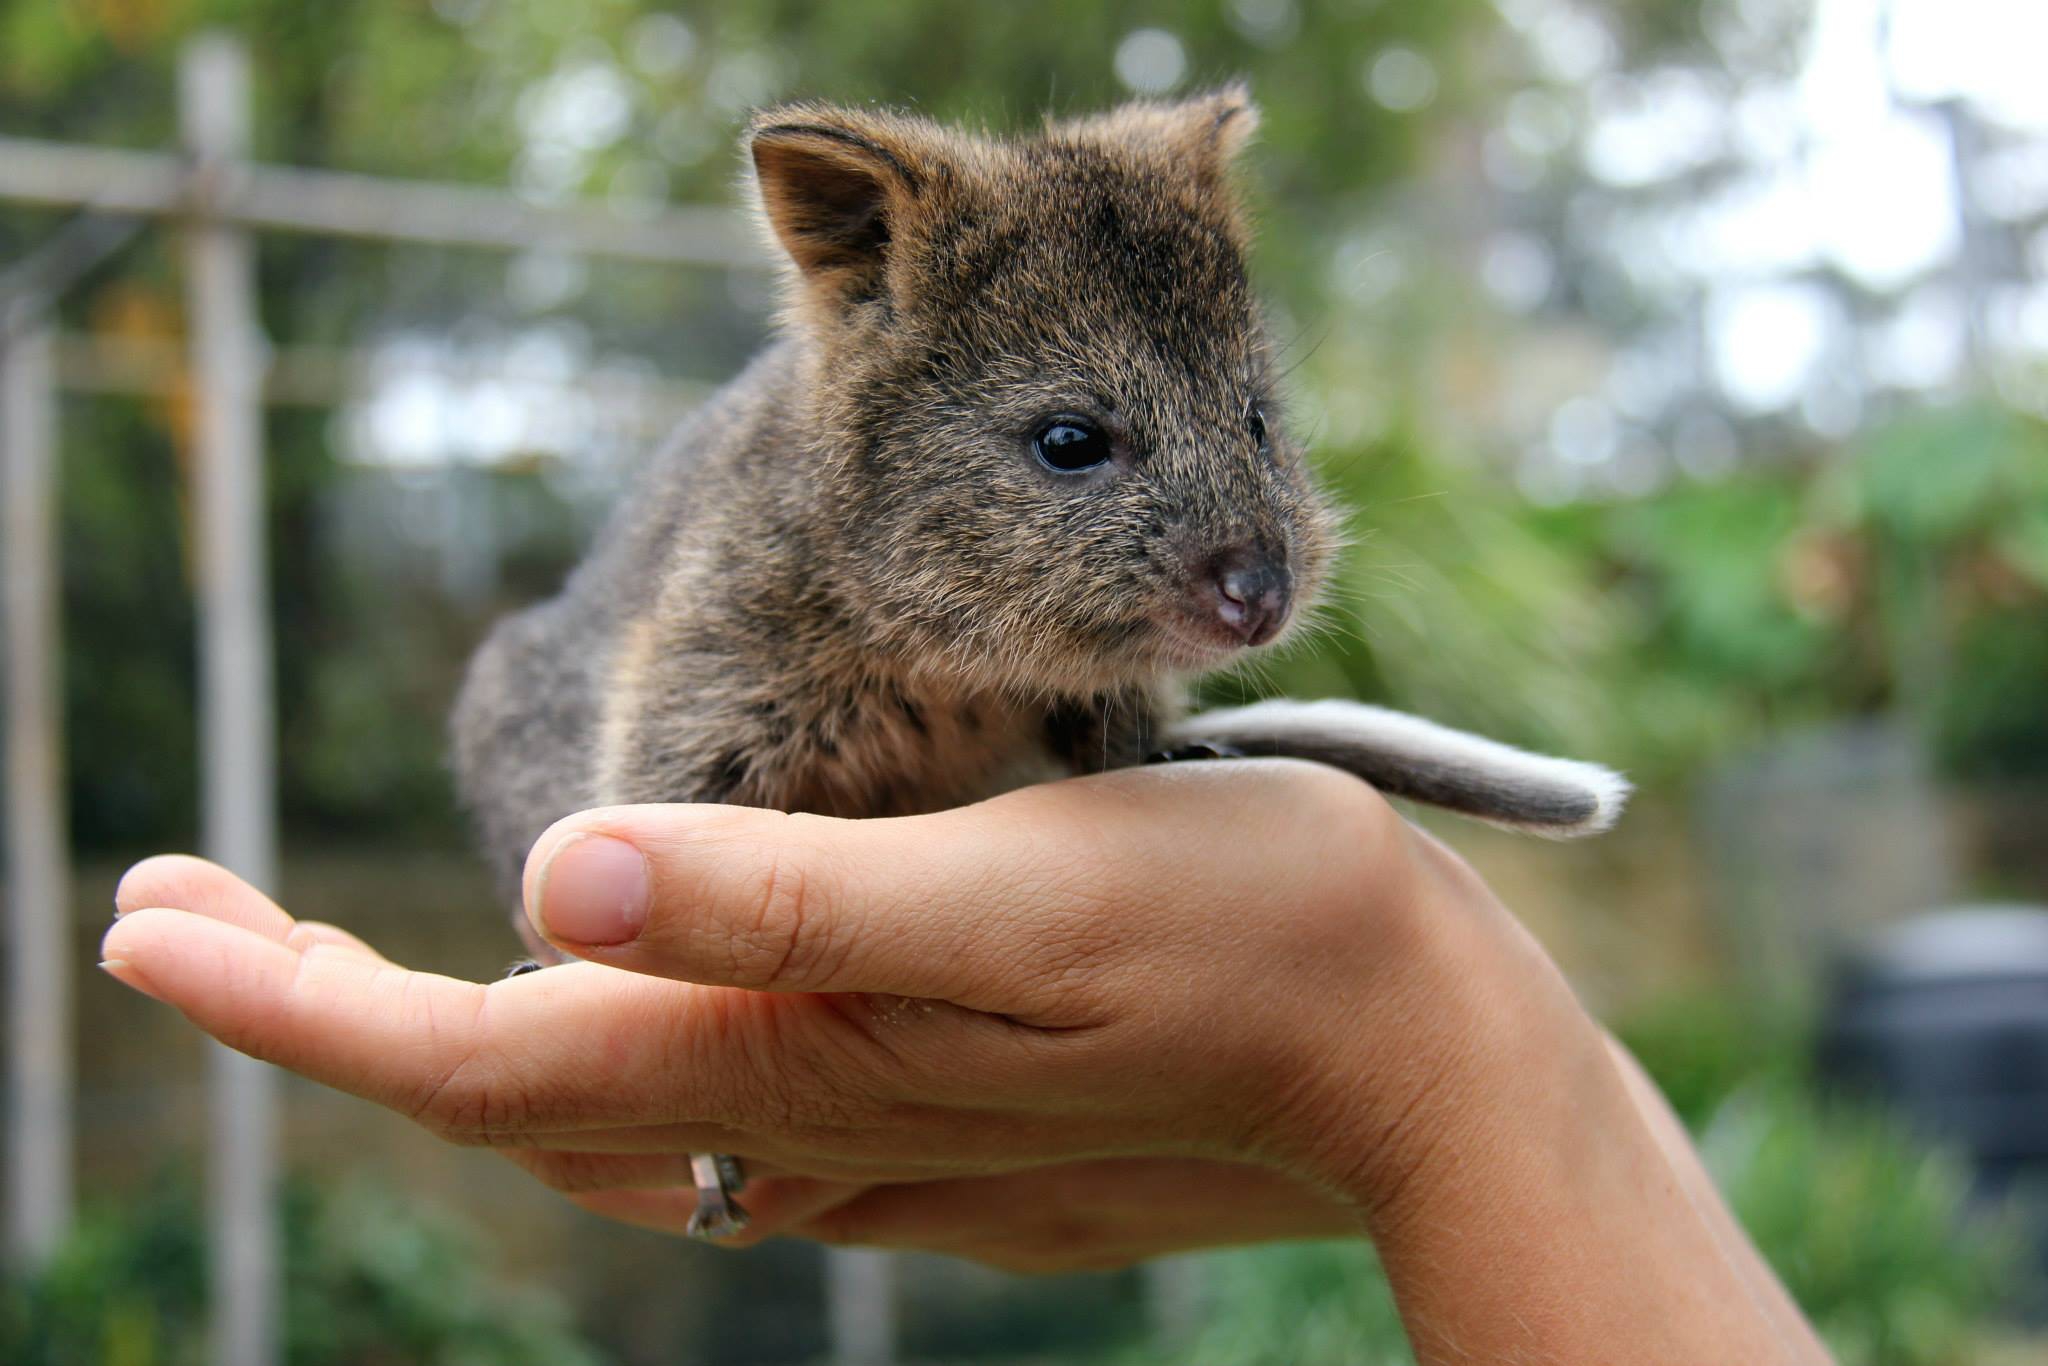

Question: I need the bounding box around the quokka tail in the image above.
[1163,699,1629,839]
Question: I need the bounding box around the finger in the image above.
[99,906,768,1137]
[116,855,295,942]
[571,1176,869,1245]
[520,760,1398,1014]
[118,858,394,967]
[794,1159,1352,1266]
[500,1149,737,1195]
[448,1120,753,1155]
[285,921,392,962]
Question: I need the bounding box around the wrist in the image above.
[1266,839,1818,1363]
[1269,826,1613,1228]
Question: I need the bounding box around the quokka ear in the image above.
[744,105,953,310]
[1058,81,1261,186]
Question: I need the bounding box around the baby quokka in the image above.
[452,86,1628,1238]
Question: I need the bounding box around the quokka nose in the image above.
[1205,548,1292,646]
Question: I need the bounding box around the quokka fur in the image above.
[451,85,1629,963]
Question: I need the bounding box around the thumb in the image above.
[521,765,1401,1015]
[521,800,1048,1008]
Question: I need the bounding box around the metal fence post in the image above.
[181,32,281,1366]
[3,317,73,1271]
[826,1247,898,1366]
[1145,1254,1207,1351]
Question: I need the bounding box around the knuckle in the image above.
[416,1075,537,1145]
[410,1054,481,1133]
[403,989,538,1143]
[754,1070,878,1144]
[724,829,852,990]
[1023,922,1125,1004]
[1266,759,1412,898]
[407,1063,468,1130]
[977,864,1134,1013]
[408,1056,483,1135]
[689,996,884,1137]
[725,840,813,989]
[1287,755,1402,845]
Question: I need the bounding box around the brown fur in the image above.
[451,87,1343,903]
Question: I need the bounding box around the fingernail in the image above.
[99,958,165,1003]
[536,833,650,945]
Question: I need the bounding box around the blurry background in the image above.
[3,0,2046,1362]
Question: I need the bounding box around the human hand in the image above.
[105,839,1358,1271]
[103,762,1830,1362]
[104,762,1544,1210]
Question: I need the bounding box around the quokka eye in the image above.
[1248,404,1270,453]
[1032,418,1114,473]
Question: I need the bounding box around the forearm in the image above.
[1292,849,1831,1365]
[1602,1033,1832,1363]
[1360,1028,1826,1364]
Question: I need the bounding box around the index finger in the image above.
[100,902,762,1139]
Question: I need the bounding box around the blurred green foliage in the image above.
[1623,998,2030,1363]
[1706,1089,2023,1366]
[0,0,1494,851]
[0,1174,605,1366]
[5,0,2043,849]
[1247,401,2048,784]
[2,1078,2021,1366]
[1164,1240,1410,1366]
[7,6,2043,1365]
[1614,989,1807,1128]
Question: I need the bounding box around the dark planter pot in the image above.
[1821,905,2048,1314]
